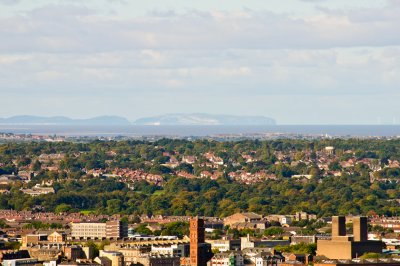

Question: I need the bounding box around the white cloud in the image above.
[1,3,400,53]
[0,1,399,123]
[0,0,22,5]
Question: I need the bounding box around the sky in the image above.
[0,0,399,124]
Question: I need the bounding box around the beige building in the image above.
[71,221,127,239]
[102,245,180,266]
[317,216,383,259]
[224,212,263,227]
[206,239,241,252]
[48,232,66,243]
[71,223,107,239]
[21,234,48,246]
[97,250,123,266]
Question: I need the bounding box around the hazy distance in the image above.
[0,0,399,125]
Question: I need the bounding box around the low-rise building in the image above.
[48,232,66,243]
[2,258,38,266]
[20,184,55,196]
[210,251,244,266]
[241,235,290,250]
[224,213,263,227]
[206,239,241,252]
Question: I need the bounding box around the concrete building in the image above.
[150,244,190,257]
[105,221,128,239]
[71,221,127,240]
[206,239,241,252]
[71,223,107,239]
[241,235,290,250]
[97,250,123,266]
[317,216,383,259]
[107,246,146,266]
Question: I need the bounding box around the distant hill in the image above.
[0,114,276,126]
[0,115,131,125]
[133,113,276,126]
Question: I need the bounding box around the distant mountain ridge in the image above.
[0,114,277,126]
[0,115,131,125]
[133,113,276,126]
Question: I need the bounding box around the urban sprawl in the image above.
[1,137,400,266]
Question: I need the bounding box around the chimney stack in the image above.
[332,216,346,237]
[353,217,368,242]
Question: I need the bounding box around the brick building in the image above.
[317,216,383,259]
[189,217,213,266]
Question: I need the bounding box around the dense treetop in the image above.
[0,138,400,217]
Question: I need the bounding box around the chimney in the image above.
[353,217,368,242]
[332,216,346,237]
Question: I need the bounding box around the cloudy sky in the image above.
[0,0,399,124]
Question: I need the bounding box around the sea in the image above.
[1,125,400,138]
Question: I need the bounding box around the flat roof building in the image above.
[71,221,127,240]
[317,216,383,259]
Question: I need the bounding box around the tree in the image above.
[161,222,189,238]
[55,203,72,213]
[107,199,123,214]
[31,160,42,171]
[264,226,284,236]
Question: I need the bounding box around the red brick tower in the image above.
[190,217,207,266]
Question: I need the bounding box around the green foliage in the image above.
[359,253,388,259]
[291,219,327,234]
[31,160,42,171]
[264,226,284,236]
[85,240,99,257]
[55,203,72,213]
[4,241,21,250]
[160,222,189,238]
[23,221,63,229]
[0,219,10,228]
[1,138,400,217]
[135,224,153,235]
[275,243,317,255]
[209,229,223,240]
